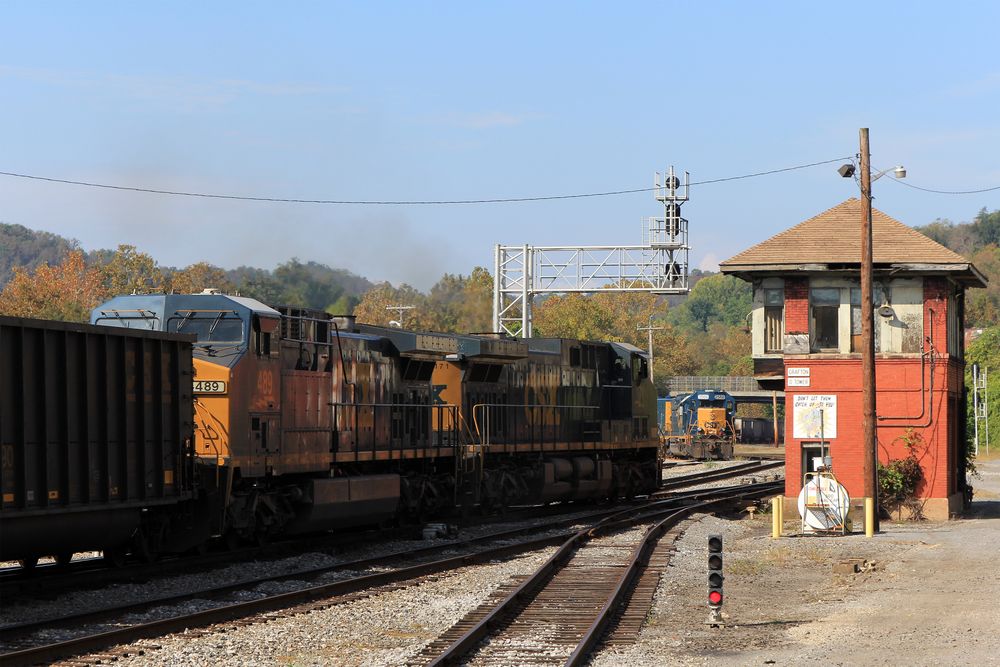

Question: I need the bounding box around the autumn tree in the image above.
[166,262,235,295]
[352,268,494,333]
[455,266,494,333]
[353,282,429,328]
[0,251,105,322]
[966,245,1000,328]
[97,244,165,296]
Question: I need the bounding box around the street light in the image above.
[838,130,906,535]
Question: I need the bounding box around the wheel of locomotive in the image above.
[18,556,39,572]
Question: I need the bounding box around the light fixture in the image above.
[838,164,856,178]
[893,165,906,178]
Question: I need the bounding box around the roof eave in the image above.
[719,262,988,287]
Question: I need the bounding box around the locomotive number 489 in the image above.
[193,379,227,394]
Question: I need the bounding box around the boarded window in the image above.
[764,288,784,353]
[850,288,862,352]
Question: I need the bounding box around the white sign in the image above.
[787,367,810,377]
[194,380,227,394]
[793,394,837,439]
[787,377,811,387]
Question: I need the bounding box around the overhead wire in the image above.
[2,156,995,204]
[0,157,853,205]
[883,178,1000,195]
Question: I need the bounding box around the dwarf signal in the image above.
[707,534,724,624]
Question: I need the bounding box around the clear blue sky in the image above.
[1,2,998,288]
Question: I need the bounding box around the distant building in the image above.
[721,199,987,520]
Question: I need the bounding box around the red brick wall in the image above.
[784,277,809,334]
[923,277,949,353]
[783,356,962,503]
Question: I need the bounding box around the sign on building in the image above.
[793,394,837,439]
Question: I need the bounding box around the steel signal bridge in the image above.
[492,167,692,338]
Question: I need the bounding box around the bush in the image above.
[877,429,926,519]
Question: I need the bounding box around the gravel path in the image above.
[592,455,1000,666]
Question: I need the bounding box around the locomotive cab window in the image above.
[253,316,279,357]
[168,310,245,344]
[633,356,649,383]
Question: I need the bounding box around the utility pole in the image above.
[386,304,415,328]
[859,128,879,531]
[637,314,664,382]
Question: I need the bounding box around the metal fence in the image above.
[664,376,764,395]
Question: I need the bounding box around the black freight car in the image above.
[0,316,196,567]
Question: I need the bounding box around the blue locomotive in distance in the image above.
[657,390,736,460]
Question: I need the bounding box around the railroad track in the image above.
[0,501,611,599]
[0,481,781,666]
[654,459,784,494]
[413,481,781,666]
[0,493,724,667]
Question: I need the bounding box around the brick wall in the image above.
[784,277,809,334]
[923,277,949,353]
[783,356,962,503]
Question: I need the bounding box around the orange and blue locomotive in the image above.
[0,291,660,565]
[658,390,736,460]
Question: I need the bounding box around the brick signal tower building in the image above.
[720,199,987,520]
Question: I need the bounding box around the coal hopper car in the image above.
[0,316,197,567]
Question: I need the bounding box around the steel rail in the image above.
[0,488,746,666]
[566,483,778,666]
[656,460,783,493]
[426,481,781,667]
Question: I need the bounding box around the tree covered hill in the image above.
[0,222,373,315]
[0,223,79,285]
[915,207,1000,328]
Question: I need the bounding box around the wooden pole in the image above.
[772,390,779,448]
[859,128,879,532]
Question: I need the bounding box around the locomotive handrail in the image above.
[471,403,600,447]
[328,402,462,454]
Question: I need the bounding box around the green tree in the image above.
[966,326,1000,456]
[98,244,164,296]
[669,274,751,333]
[973,208,1000,247]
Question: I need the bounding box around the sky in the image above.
[1,2,998,289]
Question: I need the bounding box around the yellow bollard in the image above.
[771,495,783,538]
[865,497,875,537]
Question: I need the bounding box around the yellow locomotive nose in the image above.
[192,358,231,464]
[697,407,729,437]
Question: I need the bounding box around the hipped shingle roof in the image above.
[719,199,986,285]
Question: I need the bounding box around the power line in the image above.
[884,177,1000,195]
[0,157,852,205]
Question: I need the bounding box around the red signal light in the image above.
[708,590,723,605]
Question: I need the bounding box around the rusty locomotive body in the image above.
[0,292,659,564]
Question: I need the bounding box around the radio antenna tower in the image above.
[492,166,691,337]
